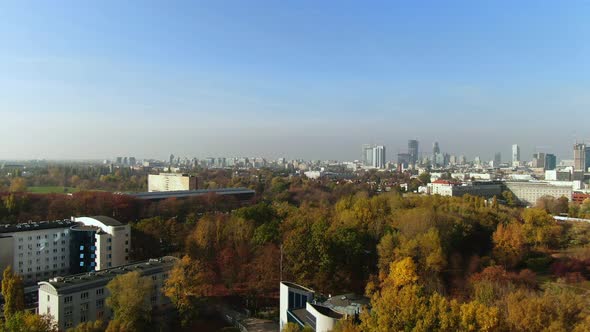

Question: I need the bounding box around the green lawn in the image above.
[27,186,79,194]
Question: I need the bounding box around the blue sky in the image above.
[1,1,589,160]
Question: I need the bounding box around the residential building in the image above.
[504,181,573,206]
[372,145,386,169]
[361,145,386,169]
[147,173,198,192]
[0,217,130,284]
[279,282,367,332]
[38,256,177,330]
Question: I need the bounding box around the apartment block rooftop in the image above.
[0,219,77,234]
[38,256,178,294]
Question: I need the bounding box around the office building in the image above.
[147,173,198,192]
[361,144,373,166]
[512,144,520,167]
[38,256,177,331]
[493,153,501,167]
[545,154,557,171]
[0,217,130,284]
[574,143,590,172]
[397,153,411,169]
[408,140,419,165]
[432,141,440,156]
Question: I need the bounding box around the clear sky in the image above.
[1,1,589,161]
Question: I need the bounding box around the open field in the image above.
[27,186,79,194]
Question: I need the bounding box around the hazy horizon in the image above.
[1,1,589,161]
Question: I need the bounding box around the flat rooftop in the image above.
[39,256,178,294]
[130,187,256,200]
[0,220,76,234]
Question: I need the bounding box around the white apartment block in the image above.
[504,181,573,206]
[0,220,75,283]
[0,216,130,284]
[148,173,197,192]
[38,256,177,330]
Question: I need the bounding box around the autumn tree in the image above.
[162,256,213,325]
[66,320,105,332]
[1,266,25,318]
[493,222,527,268]
[9,177,27,193]
[106,271,153,332]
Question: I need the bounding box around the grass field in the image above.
[27,186,79,194]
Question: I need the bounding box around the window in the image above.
[80,262,84,267]
[108,246,112,251]
[125,240,129,245]
[18,238,23,242]
[44,235,48,239]
[64,306,73,315]
[81,292,89,300]
[47,306,50,314]
[47,295,50,301]
[96,299,104,308]
[108,254,112,259]
[37,235,41,240]
[28,236,32,241]
[97,310,104,319]
[96,288,104,296]
[108,238,112,243]
[18,245,22,250]
[80,254,84,259]
[64,296,73,304]
[79,245,84,250]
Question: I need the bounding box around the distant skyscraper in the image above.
[545,154,557,171]
[494,152,501,166]
[129,157,136,166]
[361,144,386,168]
[458,155,466,165]
[573,143,590,172]
[397,153,410,168]
[433,141,440,155]
[408,140,419,165]
[362,144,373,166]
[512,144,520,167]
[372,145,386,169]
[169,154,175,166]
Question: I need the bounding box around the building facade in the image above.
[512,144,520,167]
[38,256,177,330]
[279,282,366,332]
[147,173,198,192]
[408,140,419,166]
[504,181,573,206]
[0,217,130,284]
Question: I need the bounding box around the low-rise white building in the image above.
[38,256,177,331]
[279,282,367,332]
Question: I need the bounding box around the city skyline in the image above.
[1,1,590,161]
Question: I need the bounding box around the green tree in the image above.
[1,266,25,318]
[0,311,57,332]
[106,271,153,332]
